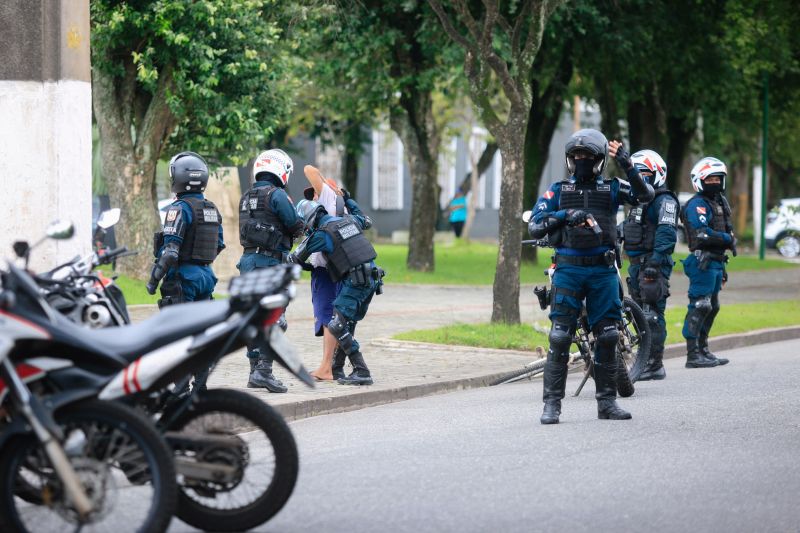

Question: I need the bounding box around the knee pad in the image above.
[710,294,720,314]
[547,321,573,361]
[694,296,712,313]
[328,310,355,354]
[593,320,619,360]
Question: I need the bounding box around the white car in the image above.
[765,198,800,258]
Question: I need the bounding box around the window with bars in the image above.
[466,127,488,209]
[438,138,457,210]
[371,126,404,210]
[315,138,343,184]
[492,151,502,210]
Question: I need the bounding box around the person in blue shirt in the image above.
[290,194,384,386]
[680,157,736,368]
[238,148,305,392]
[146,151,224,392]
[146,151,224,305]
[448,190,467,238]
[528,129,654,424]
[622,150,680,381]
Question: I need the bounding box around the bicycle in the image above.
[491,234,651,397]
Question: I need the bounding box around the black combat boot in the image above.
[337,351,373,386]
[332,347,347,381]
[594,361,632,420]
[698,336,729,366]
[248,355,288,393]
[638,351,666,381]
[540,358,568,425]
[685,338,719,368]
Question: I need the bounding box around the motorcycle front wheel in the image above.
[164,389,299,532]
[0,399,177,533]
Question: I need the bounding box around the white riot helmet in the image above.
[251,148,294,187]
[631,149,667,188]
[690,156,727,193]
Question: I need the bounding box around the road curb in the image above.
[277,325,800,422]
[661,325,800,360]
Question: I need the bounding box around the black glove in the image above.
[722,269,729,284]
[146,277,158,295]
[300,261,314,272]
[565,209,588,227]
[527,219,537,237]
[614,145,633,171]
[340,188,351,202]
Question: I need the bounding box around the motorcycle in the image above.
[4,220,314,532]
[37,208,133,327]
[0,220,178,533]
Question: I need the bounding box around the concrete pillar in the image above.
[0,1,92,271]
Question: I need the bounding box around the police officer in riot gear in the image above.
[147,151,224,305]
[528,129,654,424]
[147,151,224,392]
[622,150,679,381]
[289,193,383,386]
[239,148,304,392]
[681,157,736,368]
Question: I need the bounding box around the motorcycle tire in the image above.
[0,399,177,533]
[164,389,299,532]
[615,351,635,398]
[619,296,652,385]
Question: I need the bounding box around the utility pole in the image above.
[759,73,769,260]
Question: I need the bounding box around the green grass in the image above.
[394,322,550,351]
[663,299,800,342]
[375,241,544,285]
[103,272,227,305]
[394,300,800,352]
[111,273,160,305]
[373,242,797,286]
[668,254,797,273]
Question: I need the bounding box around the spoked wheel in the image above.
[617,297,652,391]
[489,359,547,386]
[0,400,177,533]
[164,389,299,532]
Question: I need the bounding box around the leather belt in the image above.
[555,254,607,266]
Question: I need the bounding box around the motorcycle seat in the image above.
[58,300,232,362]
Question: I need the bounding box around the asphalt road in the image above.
[208,338,800,533]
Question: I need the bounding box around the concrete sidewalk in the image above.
[129,266,799,420]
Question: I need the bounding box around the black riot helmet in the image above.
[295,199,328,231]
[169,151,209,193]
[565,129,608,178]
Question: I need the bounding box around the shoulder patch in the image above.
[696,206,707,214]
[664,202,676,214]
[544,190,556,199]
[166,208,179,222]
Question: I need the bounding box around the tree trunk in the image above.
[92,62,175,278]
[390,91,440,272]
[341,121,362,195]
[665,114,695,192]
[492,115,526,324]
[730,153,751,235]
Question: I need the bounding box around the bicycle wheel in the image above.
[490,359,547,386]
[164,389,299,532]
[0,400,177,533]
[618,297,651,385]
